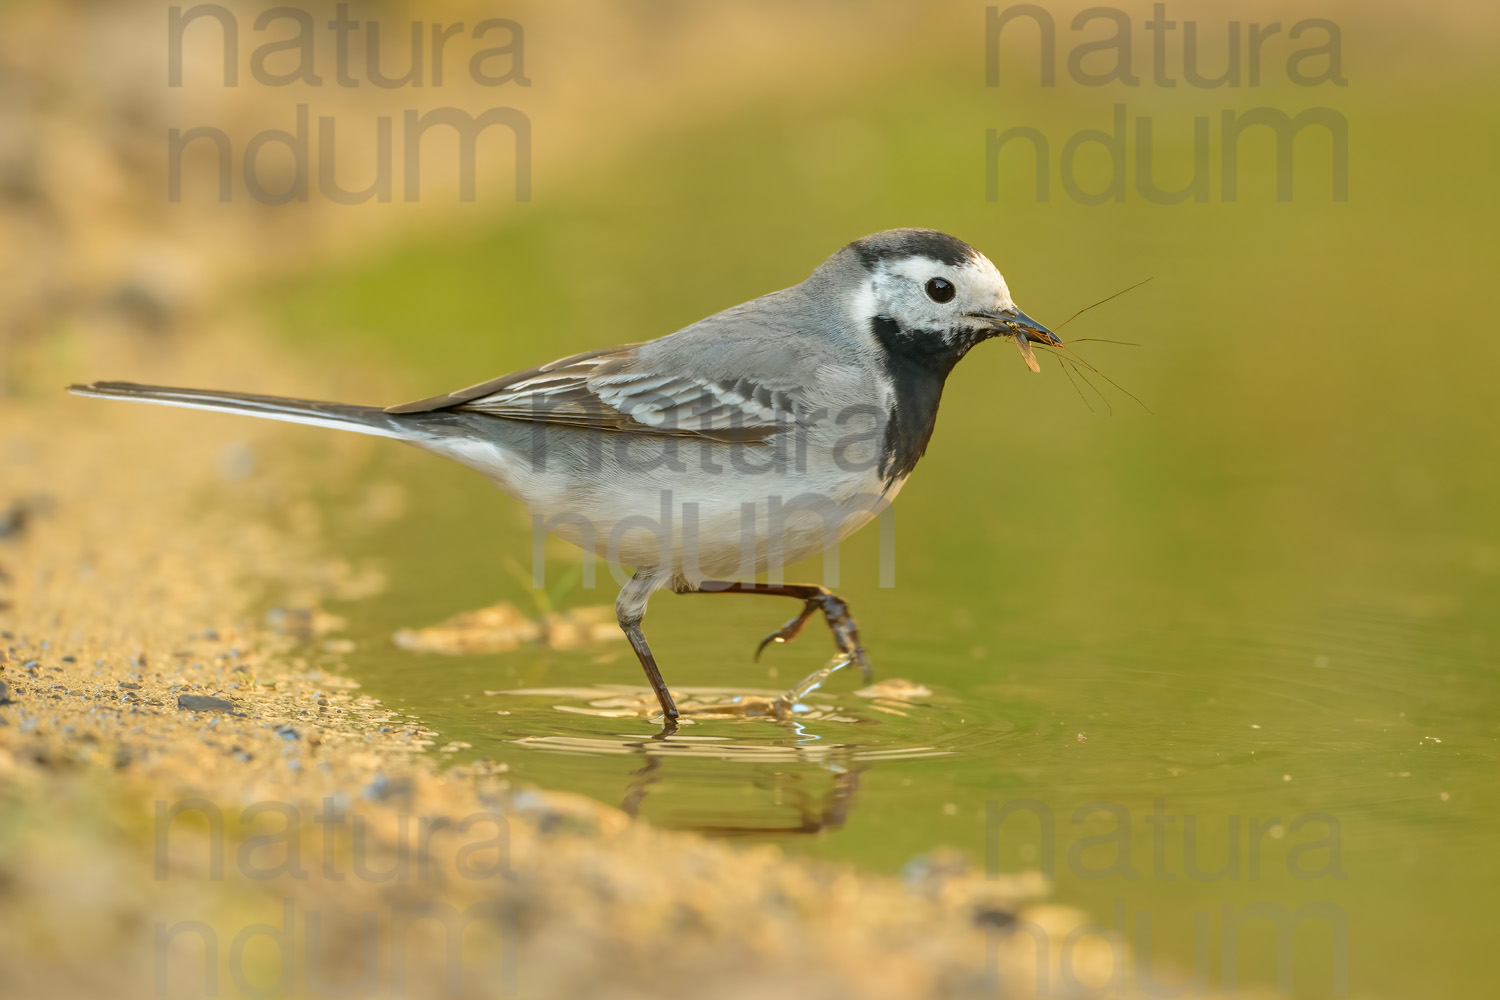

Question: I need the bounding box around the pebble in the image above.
[176,694,238,714]
[973,907,1016,928]
[362,773,414,802]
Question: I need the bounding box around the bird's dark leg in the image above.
[622,623,679,723]
[690,582,873,682]
[617,571,679,724]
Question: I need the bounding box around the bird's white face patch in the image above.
[845,252,1015,347]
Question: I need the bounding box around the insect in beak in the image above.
[967,308,1060,373]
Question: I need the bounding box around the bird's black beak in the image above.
[968,307,1063,347]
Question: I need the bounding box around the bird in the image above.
[69,228,1060,724]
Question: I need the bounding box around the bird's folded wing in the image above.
[384,344,803,442]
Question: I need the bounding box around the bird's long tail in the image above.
[67,381,414,440]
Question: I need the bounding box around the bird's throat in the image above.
[868,315,966,484]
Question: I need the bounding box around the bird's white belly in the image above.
[428,431,900,583]
[537,465,899,583]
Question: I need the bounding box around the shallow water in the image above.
[257,23,1500,997]
[311,437,1497,997]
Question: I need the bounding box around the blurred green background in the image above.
[171,1,1500,996]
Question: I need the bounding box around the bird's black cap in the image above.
[848,228,979,270]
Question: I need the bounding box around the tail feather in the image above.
[67,381,411,440]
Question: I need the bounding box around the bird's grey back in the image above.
[632,244,875,391]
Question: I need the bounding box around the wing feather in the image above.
[385,343,803,442]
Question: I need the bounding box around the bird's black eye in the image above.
[924,277,956,303]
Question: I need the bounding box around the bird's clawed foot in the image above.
[754,601,819,659]
[753,589,873,684]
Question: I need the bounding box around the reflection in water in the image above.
[496,673,957,836]
[618,752,865,837]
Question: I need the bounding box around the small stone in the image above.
[973,907,1016,929]
[0,679,11,705]
[854,677,934,700]
[177,694,238,714]
[362,773,414,802]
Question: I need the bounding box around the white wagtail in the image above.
[70,228,1060,723]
